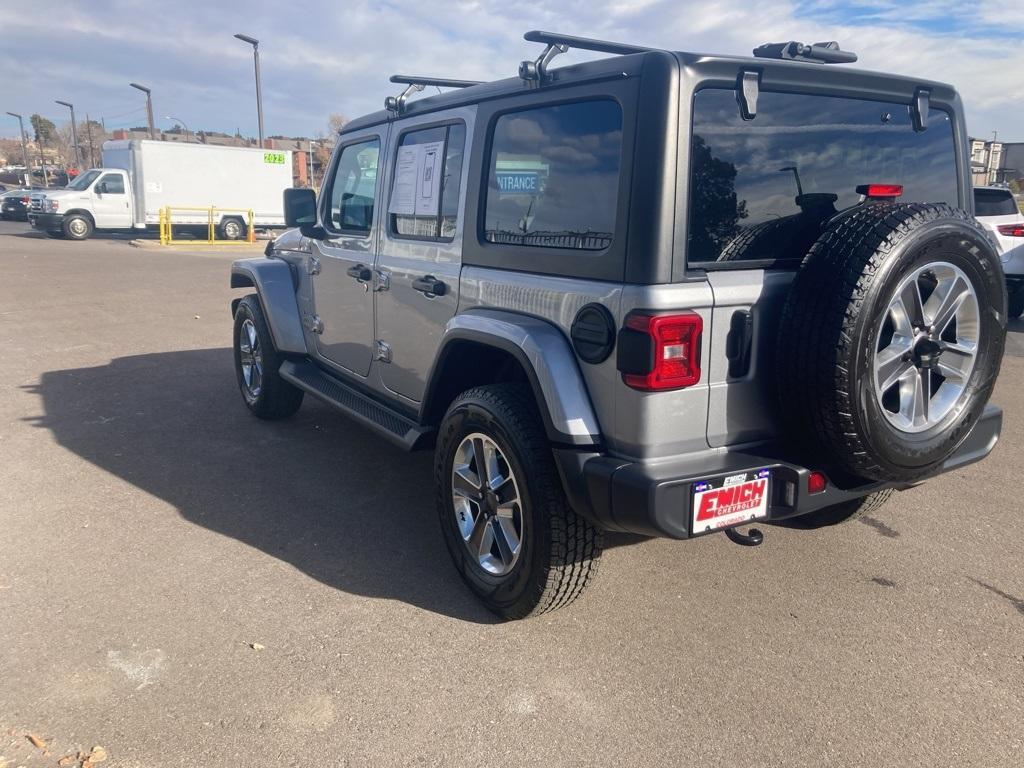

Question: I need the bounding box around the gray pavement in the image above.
[1,220,1022,767]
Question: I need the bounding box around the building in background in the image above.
[971,137,1023,188]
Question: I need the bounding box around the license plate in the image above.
[691,469,771,535]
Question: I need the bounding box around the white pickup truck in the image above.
[29,140,294,241]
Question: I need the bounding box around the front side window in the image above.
[328,138,380,235]
[388,122,466,240]
[687,89,959,268]
[484,99,623,251]
[99,173,125,194]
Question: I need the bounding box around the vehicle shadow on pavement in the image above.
[25,349,642,623]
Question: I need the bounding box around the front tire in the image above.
[220,217,246,241]
[232,294,304,419]
[1009,285,1024,319]
[62,213,93,240]
[435,383,602,620]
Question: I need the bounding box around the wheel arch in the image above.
[63,209,95,224]
[229,258,307,354]
[421,310,602,447]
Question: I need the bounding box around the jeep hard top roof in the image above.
[341,30,960,135]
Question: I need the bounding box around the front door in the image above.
[311,134,384,377]
[374,111,471,402]
[92,171,131,228]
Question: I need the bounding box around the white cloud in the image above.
[0,0,1020,140]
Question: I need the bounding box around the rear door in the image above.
[310,132,384,377]
[373,110,471,402]
[688,87,961,447]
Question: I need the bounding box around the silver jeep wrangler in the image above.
[230,32,1006,619]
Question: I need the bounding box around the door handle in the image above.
[412,275,447,296]
[346,264,372,281]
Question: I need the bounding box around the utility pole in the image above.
[55,100,81,169]
[234,34,264,148]
[129,82,156,139]
[5,112,31,187]
[85,112,95,167]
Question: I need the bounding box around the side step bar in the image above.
[279,359,433,451]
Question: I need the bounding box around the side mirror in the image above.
[283,187,323,238]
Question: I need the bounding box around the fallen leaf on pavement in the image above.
[57,755,76,767]
[25,734,45,750]
[83,760,93,768]
[250,643,265,651]
[88,746,107,763]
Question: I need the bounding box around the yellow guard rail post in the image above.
[158,206,256,245]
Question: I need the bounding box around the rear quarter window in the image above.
[687,89,959,269]
[483,99,623,251]
[974,188,1019,217]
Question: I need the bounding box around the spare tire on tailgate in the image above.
[777,202,1006,484]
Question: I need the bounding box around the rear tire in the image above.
[232,294,304,419]
[799,489,894,527]
[220,217,246,241]
[435,383,602,620]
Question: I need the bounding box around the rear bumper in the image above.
[556,404,1002,539]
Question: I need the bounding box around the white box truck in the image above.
[28,140,293,241]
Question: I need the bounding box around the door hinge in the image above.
[307,255,321,275]
[305,314,324,334]
[375,340,392,363]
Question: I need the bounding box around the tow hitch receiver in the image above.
[725,526,764,546]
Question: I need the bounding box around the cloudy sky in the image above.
[2,0,1022,141]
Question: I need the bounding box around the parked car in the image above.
[974,186,1024,318]
[229,31,1006,619]
[29,140,293,241]
[1,189,33,221]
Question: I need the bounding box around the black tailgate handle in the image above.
[726,310,754,379]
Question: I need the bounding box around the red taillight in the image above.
[621,312,703,391]
[807,471,827,495]
[997,224,1024,237]
[856,184,903,199]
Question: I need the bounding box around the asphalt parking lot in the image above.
[1,220,1022,768]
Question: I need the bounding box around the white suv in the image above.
[974,186,1024,317]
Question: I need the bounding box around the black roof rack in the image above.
[389,75,483,89]
[520,30,656,83]
[385,74,483,113]
[753,40,857,64]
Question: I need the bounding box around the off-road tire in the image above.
[778,203,1006,484]
[799,489,895,527]
[232,294,304,419]
[435,383,602,620]
[62,213,93,240]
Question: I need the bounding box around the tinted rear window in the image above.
[974,188,1019,216]
[484,99,623,251]
[688,89,959,269]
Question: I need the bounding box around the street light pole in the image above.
[5,112,31,187]
[55,100,81,169]
[163,116,192,142]
[129,83,156,139]
[234,33,264,148]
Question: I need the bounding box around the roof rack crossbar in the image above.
[523,30,657,57]
[389,75,483,89]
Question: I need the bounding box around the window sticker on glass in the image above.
[389,141,444,217]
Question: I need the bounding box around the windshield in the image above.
[66,169,102,191]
